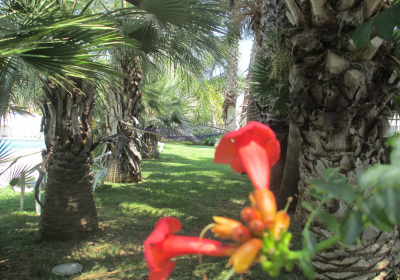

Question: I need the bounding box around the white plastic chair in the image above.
[12,169,46,215]
[92,151,111,192]
[158,142,165,153]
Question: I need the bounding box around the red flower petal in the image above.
[144,218,181,272]
[214,122,280,191]
[144,217,237,280]
[214,136,238,164]
[230,156,245,173]
[149,259,175,280]
[265,138,280,167]
[238,140,270,191]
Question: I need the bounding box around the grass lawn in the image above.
[0,143,306,280]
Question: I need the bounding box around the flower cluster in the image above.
[212,187,291,274]
[144,121,293,280]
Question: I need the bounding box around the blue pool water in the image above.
[3,139,45,150]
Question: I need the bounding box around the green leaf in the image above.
[388,136,400,164]
[379,188,400,227]
[376,165,400,188]
[353,20,375,49]
[358,165,389,191]
[303,230,317,257]
[374,9,396,40]
[308,179,356,203]
[317,211,339,233]
[361,188,400,231]
[307,189,324,200]
[250,56,290,117]
[299,259,315,280]
[302,201,316,212]
[322,167,341,182]
[340,210,363,245]
[359,200,390,231]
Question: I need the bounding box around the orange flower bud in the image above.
[248,219,265,237]
[227,238,263,274]
[249,192,257,208]
[272,211,290,240]
[231,225,252,243]
[254,189,277,230]
[212,216,242,240]
[241,207,262,224]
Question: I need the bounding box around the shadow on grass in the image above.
[0,144,306,280]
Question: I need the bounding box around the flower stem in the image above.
[302,198,326,235]
[315,234,341,254]
[198,223,216,280]
[222,267,236,280]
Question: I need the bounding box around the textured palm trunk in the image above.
[242,0,289,192]
[277,119,300,209]
[241,40,261,125]
[39,77,98,240]
[241,0,288,125]
[284,0,400,278]
[104,51,143,183]
[223,38,239,131]
[141,133,159,159]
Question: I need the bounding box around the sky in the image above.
[236,38,253,112]
[238,38,253,75]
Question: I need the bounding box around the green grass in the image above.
[0,143,306,280]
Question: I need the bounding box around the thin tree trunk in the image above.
[241,40,261,125]
[277,119,300,210]
[223,37,239,132]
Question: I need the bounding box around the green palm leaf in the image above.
[250,55,290,117]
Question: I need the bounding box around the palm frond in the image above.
[124,0,227,34]
[250,54,290,117]
[1,8,133,80]
[0,138,14,166]
[1,160,37,187]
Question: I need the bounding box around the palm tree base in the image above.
[105,152,141,184]
[40,150,98,240]
[311,226,400,280]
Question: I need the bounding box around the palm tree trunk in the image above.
[40,145,97,239]
[284,0,400,278]
[241,40,261,125]
[104,145,140,183]
[104,51,143,183]
[223,37,239,131]
[142,133,159,159]
[245,0,289,192]
[277,119,300,209]
[39,77,98,240]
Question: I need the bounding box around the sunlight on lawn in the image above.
[0,143,305,280]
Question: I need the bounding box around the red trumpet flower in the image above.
[214,121,280,191]
[144,217,237,280]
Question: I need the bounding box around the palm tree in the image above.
[101,1,228,183]
[1,0,131,239]
[239,0,287,125]
[138,72,192,159]
[284,1,400,278]
[238,0,293,194]
[2,0,229,239]
[137,65,227,157]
